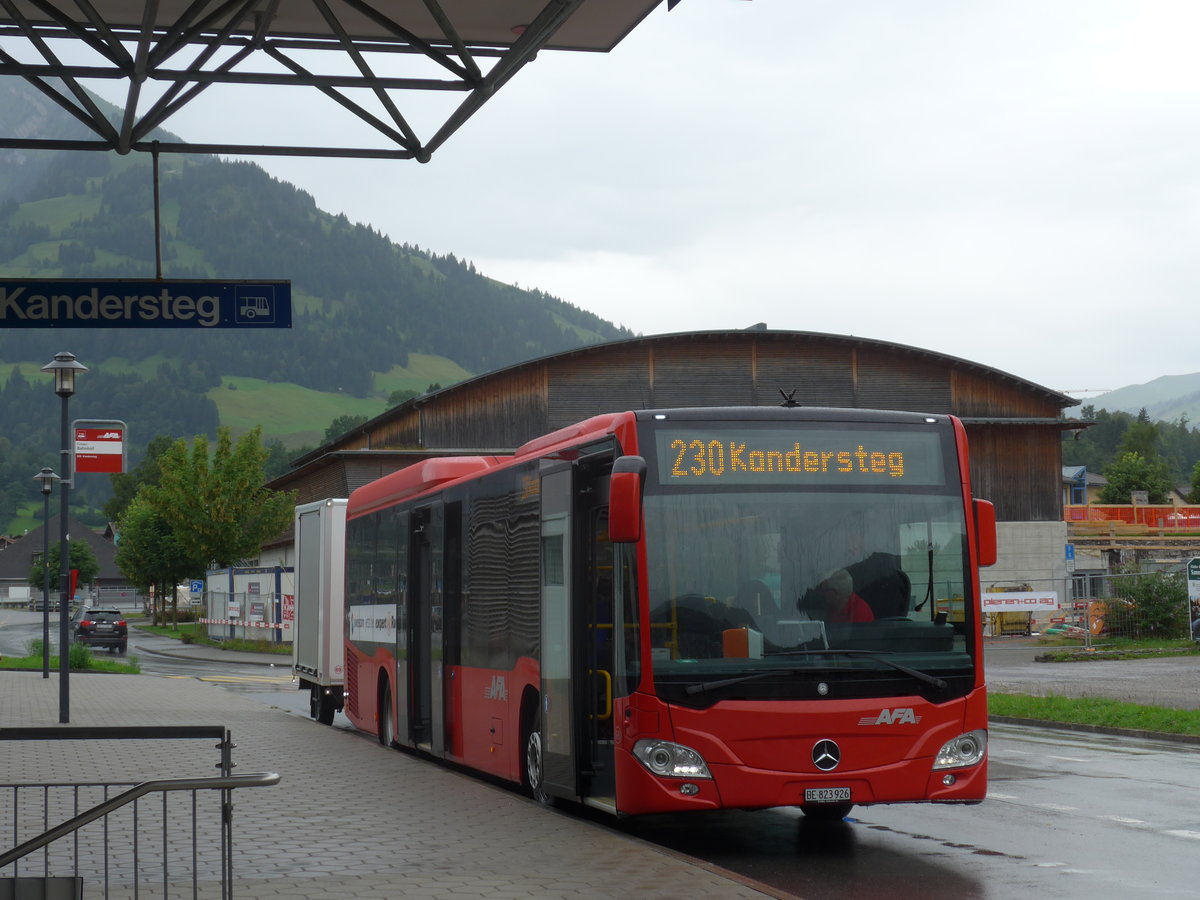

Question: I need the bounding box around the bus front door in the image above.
[578,501,617,808]
[538,463,617,811]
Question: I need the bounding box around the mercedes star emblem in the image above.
[812,739,841,771]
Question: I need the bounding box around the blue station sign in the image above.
[0,279,292,329]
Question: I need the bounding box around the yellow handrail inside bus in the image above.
[588,668,612,721]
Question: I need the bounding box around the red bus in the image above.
[342,405,996,818]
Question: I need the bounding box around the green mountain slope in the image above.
[0,82,630,531]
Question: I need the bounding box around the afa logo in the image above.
[484,675,508,702]
[858,708,921,726]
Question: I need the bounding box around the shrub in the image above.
[1110,570,1189,639]
[69,642,93,669]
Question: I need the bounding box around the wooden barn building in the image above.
[263,329,1082,589]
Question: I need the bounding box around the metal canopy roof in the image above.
[0,0,671,160]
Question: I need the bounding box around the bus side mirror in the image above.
[609,456,646,543]
[973,499,997,567]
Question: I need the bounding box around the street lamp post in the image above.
[41,351,86,724]
[32,467,60,679]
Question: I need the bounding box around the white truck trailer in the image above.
[292,498,347,725]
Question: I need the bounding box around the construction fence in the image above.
[199,566,294,645]
[1064,504,1200,530]
[984,568,1195,646]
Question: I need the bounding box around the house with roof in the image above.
[1062,466,1107,507]
[0,515,141,608]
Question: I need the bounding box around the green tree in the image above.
[147,426,295,568]
[1119,409,1159,459]
[28,540,100,595]
[263,439,312,481]
[323,414,369,443]
[103,434,176,522]
[114,493,205,626]
[1189,460,1200,504]
[1099,452,1172,504]
[386,388,418,406]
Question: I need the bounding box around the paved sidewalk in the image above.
[1,671,777,900]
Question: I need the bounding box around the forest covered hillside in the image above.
[0,82,630,531]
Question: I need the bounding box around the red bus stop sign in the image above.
[73,420,126,475]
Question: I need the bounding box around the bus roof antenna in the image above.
[779,389,800,408]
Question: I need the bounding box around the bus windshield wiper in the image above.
[763,649,948,690]
[684,650,949,696]
[684,668,805,695]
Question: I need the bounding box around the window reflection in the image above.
[643,490,974,696]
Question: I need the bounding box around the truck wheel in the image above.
[317,691,336,726]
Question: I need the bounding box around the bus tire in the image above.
[378,682,395,747]
[521,699,552,805]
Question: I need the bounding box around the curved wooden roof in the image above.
[431,329,1078,409]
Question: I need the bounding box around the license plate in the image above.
[97,624,113,631]
[805,787,851,803]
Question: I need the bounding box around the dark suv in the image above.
[74,607,128,654]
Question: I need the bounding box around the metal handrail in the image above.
[0,773,279,869]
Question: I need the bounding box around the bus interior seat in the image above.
[846,553,911,619]
[668,594,760,658]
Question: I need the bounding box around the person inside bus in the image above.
[805,568,875,624]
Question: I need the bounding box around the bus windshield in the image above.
[642,462,977,707]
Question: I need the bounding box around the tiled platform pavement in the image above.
[2,672,779,899]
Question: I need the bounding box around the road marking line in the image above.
[1036,803,1079,812]
[150,673,290,685]
[1101,816,1147,826]
[1164,830,1200,840]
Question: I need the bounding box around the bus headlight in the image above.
[932,729,987,770]
[632,739,713,779]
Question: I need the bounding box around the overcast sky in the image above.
[141,1,1200,397]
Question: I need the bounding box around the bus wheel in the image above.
[523,725,552,805]
[378,684,395,747]
[801,803,852,822]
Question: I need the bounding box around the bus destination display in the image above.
[655,427,946,486]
